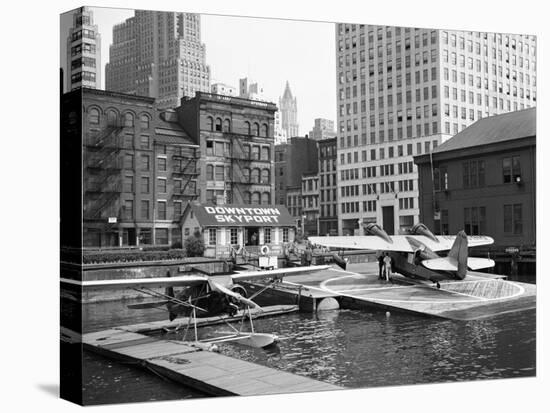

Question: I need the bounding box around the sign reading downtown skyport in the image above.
[190,204,296,227]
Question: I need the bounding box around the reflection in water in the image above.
[176,308,536,388]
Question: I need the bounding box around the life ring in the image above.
[260,245,270,255]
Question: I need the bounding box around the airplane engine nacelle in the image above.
[231,284,248,299]
[410,223,438,243]
[364,223,392,243]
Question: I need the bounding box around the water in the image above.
[165,308,536,388]
[71,277,536,403]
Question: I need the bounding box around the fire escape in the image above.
[172,146,200,200]
[83,125,124,221]
[227,134,256,204]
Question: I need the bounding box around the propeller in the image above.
[207,279,262,311]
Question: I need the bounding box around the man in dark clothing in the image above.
[304,247,313,266]
[378,254,385,279]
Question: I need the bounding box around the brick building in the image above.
[176,92,277,206]
[63,88,200,248]
[414,108,536,250]
[318,137,339,235]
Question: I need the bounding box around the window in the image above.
[156,228,168,245]
[123,200,133,220]
[89,108,100,124]
[123,175,134,193]
[124,113,134,127]
[139,154,150,171]
[157,201,167,220]
[434,166,448,191]
[174,201,182,218]
[283,228,289,242]
[124,154,134,169]
[141,200,149,220]
[464,206,486,235]
[141,176,150,193]
[158,178,167,193]
[140,115,150,129]
[140,135,150,149]
[504,204,523,235]
[157,157,167,172]
[264,228,272,244]
[463,160,485,188]
[503,156,521,183]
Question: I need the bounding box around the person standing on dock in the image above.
[378,254,385,279]
[383,253,392,282]
[304,246,313,266]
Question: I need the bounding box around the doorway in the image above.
[382,206,395,235]
[245,227,259,246]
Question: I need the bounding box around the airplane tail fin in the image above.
[448,230,468,279]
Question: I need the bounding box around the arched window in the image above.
[254,122,260,136]
[245,121,251,136]
[261,168,270,184]
[207,116,214,131]
[107,110,117,126]
[244,191,251,204]
[262,123,269,137]
[89,108,100,125]
[215,118,223,131]
[261,146,270,160]
[124,112,134,127]
[251,192,261,205]
[251,168,260,184]
[140,114,150,129]
[262,192,271,205]
[223,119,231,132]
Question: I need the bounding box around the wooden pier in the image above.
[82,328,342,397]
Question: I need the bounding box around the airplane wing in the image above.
[60,275,209,289]
[309,236,415,252]
[422,257,495,271]
[230,265,331,282]
[309,235,494,253]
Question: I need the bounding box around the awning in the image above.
[189,204,296,227]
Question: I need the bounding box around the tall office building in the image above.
[335,24,536,235]
[279,81,300,137]
[308,118,337,141]
[66,7,101,91]
[106,11,211,109]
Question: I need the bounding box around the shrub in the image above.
[184,234,205,257]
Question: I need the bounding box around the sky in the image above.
[60,6,337,135]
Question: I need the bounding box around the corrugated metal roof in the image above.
[434,108,536,154]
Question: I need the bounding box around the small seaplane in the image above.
[309,223,495,288]
[61,265,329,349]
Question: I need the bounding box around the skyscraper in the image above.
[279,81,299,137]
[66,6,101,91]
[335,24,536,235]
[106,11,211,109]
[239,78,265,101]
[308,118,337,141]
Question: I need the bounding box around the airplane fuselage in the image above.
[388,251,458,283]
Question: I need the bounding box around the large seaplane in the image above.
[61,265,329,349]
[309,223,495,288]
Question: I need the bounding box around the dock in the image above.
[82,327,342,397]
[243,263,536,321]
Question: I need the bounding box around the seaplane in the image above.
[309,223,495,288]
[61,265,329,349]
